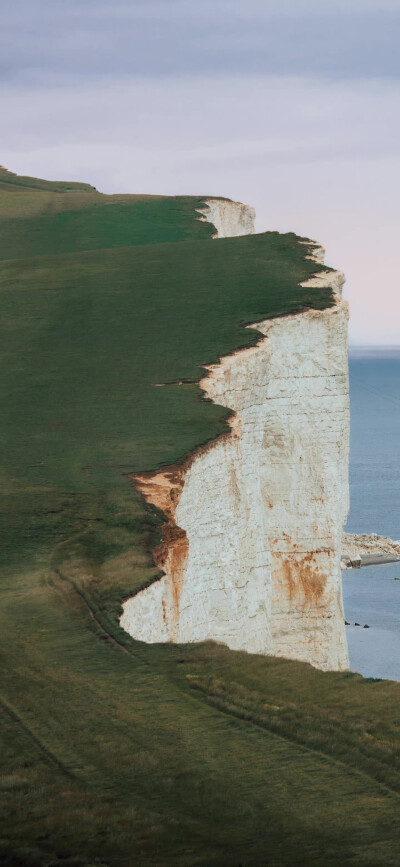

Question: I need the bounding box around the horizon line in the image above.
[349,344,400,349]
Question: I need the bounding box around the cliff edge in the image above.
[120,200,350,671]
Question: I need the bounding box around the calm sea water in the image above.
[342,349,400,680]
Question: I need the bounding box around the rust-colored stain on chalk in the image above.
[282,554,327,605]
[271,540,329,607]
[130,419,236,637]
[131,468,188,635]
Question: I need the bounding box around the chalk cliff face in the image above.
[120,203,350,672]
[196,198,256,238]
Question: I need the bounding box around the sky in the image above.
[1,0,400,344]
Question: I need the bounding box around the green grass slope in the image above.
[0,166,214,260]
[0,165,98,193]
[1,168,400,867]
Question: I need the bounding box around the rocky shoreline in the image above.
[342,533,400,569]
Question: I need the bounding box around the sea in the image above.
[342,348,400,680]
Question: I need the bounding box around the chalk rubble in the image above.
[342,532,400,568]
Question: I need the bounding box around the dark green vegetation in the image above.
[1,166,400,866]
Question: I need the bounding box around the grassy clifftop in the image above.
[0,171,214,260]
[1,168,400,867]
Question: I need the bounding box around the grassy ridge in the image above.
[0,165,98,193]
[0,168,214,260]
[1,169,400,866]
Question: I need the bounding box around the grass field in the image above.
[1,167,400,866]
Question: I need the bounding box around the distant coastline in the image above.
[348,345,400,357]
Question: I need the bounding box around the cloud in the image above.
[2,74,398,163]
[1,0,400,82]
[1,1,399,344]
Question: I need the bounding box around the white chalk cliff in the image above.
[196,198,256,238]
[120,199,350,672]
